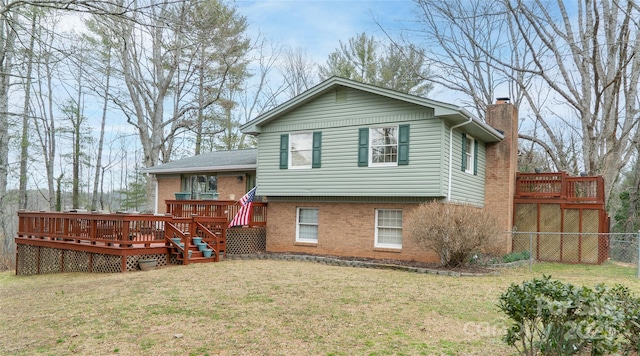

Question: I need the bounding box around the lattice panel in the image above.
[126,254,168,271]
[16,244,39,275]
[514,204,537,232]
[91,254,122,273]
[169,254,179,265]
[227,228,266,255]
[63,250,90,273]
[39,248,62,274]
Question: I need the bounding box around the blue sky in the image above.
[235,0,417,64]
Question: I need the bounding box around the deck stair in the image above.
[167,235,221,265]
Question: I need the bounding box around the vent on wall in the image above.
[335,87,347,103]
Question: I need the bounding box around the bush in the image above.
[498,275,640,355]
[405,201,501,268]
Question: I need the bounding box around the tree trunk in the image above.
[90,48,111,211]
[18,13,36,210]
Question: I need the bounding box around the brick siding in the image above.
[217,175,248,201]
[484,102,518,253]
[156,175,181,214]
[266,201,440,263]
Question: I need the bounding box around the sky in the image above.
[234,0,418,71]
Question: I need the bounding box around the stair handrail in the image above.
[165,221,190,264]
[193,220,224,261]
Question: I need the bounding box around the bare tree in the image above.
[505,0,640,204]
[89,0,251,211]
[281,47,317,98]
[17,10,36,209]
[30,11,61,211]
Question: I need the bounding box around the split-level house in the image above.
[240,77,518,263]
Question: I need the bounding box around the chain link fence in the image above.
[511,232,640,278]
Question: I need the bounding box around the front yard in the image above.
[1,260,638,355]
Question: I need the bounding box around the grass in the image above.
[0,260,639,355]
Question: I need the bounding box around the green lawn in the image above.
[0,260,638,355]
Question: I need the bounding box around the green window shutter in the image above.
[312,131,322,168]
[358,128,369,167]
[461,133,467,172]
[398,124,410,165]
[473,140,479,175]
[279,134,288,169]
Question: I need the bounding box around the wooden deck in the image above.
[515,172,605,204]
[513,172,609,264]
[15,200,267,274]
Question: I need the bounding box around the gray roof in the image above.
[143,149,256,174]
[241,76,504,143]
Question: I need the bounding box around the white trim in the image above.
[241,77,504,142]
[374,209,403,249]
[464,135,476,175]
[296,207,319,243]
[289,132,313,169]
[369,126,399,167]
[153,177,158,214]
[143,164,256,174]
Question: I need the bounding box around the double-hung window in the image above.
[280,132,322,169]
[461,133,478,175]
[296,207,319,243]
[375,209,403,249]
[289,133,313,168]
[359,125,409,167]
[370,127,398,165]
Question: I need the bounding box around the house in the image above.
[14,77,610,275]
[239,77,519,263]
[144,149,257,214]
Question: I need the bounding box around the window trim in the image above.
[369,126,399,167]
[462,133,477,175]
[181,174,218,198]
[374,209,403,249]
[288,132,313,169]
[296,207,319,243]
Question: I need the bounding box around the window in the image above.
[181,174,217,199]
[290,133,313,168]
[296,207,319,243]
[280,132,322,169]
[375,209,402,249]
[359,125,409,167]
[370,127,398,165]
[461,133,478,175]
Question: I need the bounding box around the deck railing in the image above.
[17,211,171,247]
[165,200,267,227]
[515,172,604,204]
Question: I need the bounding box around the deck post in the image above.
[121,255,127,273]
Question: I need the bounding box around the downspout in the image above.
[447,111,473,201]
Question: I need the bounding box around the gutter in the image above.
[446,110,473,201]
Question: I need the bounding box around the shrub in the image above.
[405,201,501,268]
[498,275,640,355]
[502,250,531,263]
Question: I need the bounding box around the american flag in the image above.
[229,187,257,228]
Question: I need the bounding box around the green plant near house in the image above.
[502,250,530,263]
[498,275,640,355]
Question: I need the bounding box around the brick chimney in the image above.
[484,99,518,253]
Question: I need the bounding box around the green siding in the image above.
[447,129,486,206]
[256,87,486,203]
